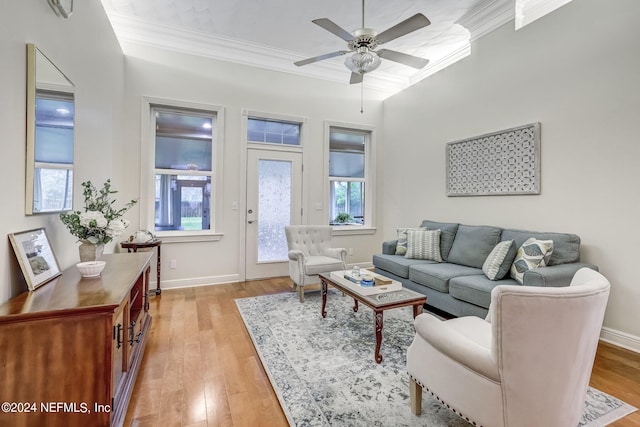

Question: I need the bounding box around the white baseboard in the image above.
[600,326,640,354]
[155,274,242,290]
[152,267,374,291]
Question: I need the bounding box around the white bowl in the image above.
[76,261,106,278]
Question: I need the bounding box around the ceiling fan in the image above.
[294,0,431,84]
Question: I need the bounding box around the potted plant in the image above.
[60,180,137,262]
[333,212,354,224]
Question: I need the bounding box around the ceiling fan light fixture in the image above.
[344,50,381,74]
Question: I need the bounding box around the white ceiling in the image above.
[99,0,568,96]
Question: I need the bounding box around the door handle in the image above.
[248,220,255,224]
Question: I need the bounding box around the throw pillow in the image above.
[482,240,517,280]
[510,238,554,284]
[395,227,425,256]
[405,229,443,262]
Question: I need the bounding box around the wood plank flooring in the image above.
[125,278,640,426]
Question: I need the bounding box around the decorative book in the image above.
[344,273,361,284]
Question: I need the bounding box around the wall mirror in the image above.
[26,43,75,215]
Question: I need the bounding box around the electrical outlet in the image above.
[170,260,177,269]
[348,248,354,256]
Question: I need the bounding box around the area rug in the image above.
[236,290,636,427]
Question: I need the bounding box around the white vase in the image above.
[79,241,105,262]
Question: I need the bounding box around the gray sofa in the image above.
[373,220,598,318]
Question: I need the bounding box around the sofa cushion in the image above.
[394,227,425,256]
[409,263,484,293]
[372,254,435,279]
[419,220,459,261]
[501,228,580,266]
[449,275,519,309]
[447,225,502,268]
[405,229,443,262]
[482,240,517,280]
[510,238,554,284]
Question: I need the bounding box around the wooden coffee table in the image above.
[320,270,427,363]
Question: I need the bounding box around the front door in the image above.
[245,149,302,280]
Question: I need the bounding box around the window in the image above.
[328,126,373,228]
[149,104,221,235]
[33,90,74,212]
[247,118,301,145]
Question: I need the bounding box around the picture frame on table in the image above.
[8,228,61,291]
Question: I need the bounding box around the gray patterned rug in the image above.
[236,290,636,427]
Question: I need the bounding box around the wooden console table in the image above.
[0,253,153,427]
[121,239,162,295]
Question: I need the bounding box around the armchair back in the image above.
[490,268,610,426]
[285,225,333,256]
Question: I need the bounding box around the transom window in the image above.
[247,118,300,146]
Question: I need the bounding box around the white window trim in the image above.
[239,109,308,225]
[141,96,225,242]
[324,120,376,235]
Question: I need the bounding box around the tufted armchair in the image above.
[407,267,610,427]
[285,225,347,302]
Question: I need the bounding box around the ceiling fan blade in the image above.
[377,49,429,69]
[312,18,355,42]
[376,13,431,44]
[294,51,349,67]
[350,72,363,84]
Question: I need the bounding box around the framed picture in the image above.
[8,228,61,290]
[446,122,541,196]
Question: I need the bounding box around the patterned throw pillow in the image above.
[482,240,517,280]
[510,238,554,284]
[395,227,426,255]
[405,229,443,262]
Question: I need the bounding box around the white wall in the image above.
[0,1,125,303]
[382,0,640,349]
[120,44,385,287]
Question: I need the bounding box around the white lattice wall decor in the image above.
[446,123,541,196]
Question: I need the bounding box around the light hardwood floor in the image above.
[125,278,640,426]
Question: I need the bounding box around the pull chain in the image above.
[360,81,364,114]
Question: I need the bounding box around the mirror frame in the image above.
[25,43,75,215]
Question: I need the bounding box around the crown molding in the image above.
[107,13,404,97]
[456,0,514,41]
[409,42,471,87]
[515,0,573,29]
[107,2,516,98]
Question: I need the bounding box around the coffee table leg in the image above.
[321,278,328,318]
[413,303,424,318]
[353,299,359,313]
[374,310,383,364]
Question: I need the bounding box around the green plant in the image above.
[334,212,353,223]
[60,180,137,245]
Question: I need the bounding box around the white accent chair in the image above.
[285,225,347,302]
[407,267,610,427]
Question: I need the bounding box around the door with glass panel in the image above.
[245,149,302,280]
